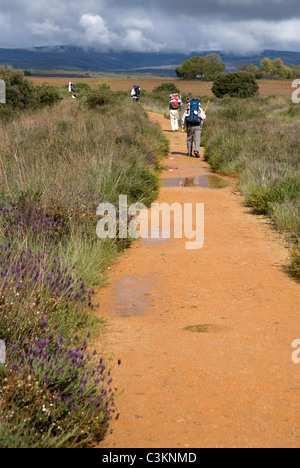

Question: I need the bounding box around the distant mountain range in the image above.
[0,46,300,75]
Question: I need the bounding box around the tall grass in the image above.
[202,96,300,279]
[0,91,169,447]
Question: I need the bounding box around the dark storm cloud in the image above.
[130,0,300,21]
[0,0,299,53]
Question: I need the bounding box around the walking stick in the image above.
[204,96,212,113]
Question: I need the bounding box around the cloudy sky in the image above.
[0,0,300,54]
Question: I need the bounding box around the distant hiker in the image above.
[131,85,141,102]
[68,81,76,99]
[169,93,182,132]
[181,97,206,158]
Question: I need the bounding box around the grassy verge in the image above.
[202,95,300,280]
[0,88,169,447]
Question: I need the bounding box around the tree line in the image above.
[176,54,300,81]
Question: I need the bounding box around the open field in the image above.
[30,77,294,98]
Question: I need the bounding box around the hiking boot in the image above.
[187,153,193,157]
[194,151,200,158]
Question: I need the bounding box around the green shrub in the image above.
[37,85,61,107]
[212,71,259,98]
[152,82,180,95]
[84,91,115,109]
[0,67,38,110]
[247,177,300,215]
[73,82,92,93]
[0,68,60,116]
[98,81,112,91]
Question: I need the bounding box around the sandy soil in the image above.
[94,112,300,448]
[30,77,293,98]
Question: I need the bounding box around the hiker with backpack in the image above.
[169,93,182,132]
[131,85,141,102]
[68,82,76,99]
[181,97,206,158]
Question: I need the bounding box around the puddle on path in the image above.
[113,275,154,317]
[162,175,230,189]
[162,176,210,188]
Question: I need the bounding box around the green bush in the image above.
[98,81,112,91]
[212,71,259,98]
[0,68,61,117]
[84,91,115,109]
[73,82,92,93]
[0,67,39,110]
[152,82,180,95]
[37,85,61,107]
[246,177,300,215]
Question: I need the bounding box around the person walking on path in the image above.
[169,93,182,132]
[68,82,76,99]
[181,97,206,158]
[131,85,141,103]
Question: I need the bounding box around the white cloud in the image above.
[78,13,163,52]
[122,29,164,52]
[79,13,115,47]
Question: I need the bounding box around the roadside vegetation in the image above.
[0,68,169,447]
[202,95,300,280]
[176,54,300,81]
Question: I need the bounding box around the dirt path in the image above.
[96,112,300,448]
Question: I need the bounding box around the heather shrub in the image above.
[0,321,119,448]
[0,89,169,446]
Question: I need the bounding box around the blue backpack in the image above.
[134,86,141,96]
[186,99,201,122]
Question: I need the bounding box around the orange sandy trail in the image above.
[95,112,300,448]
